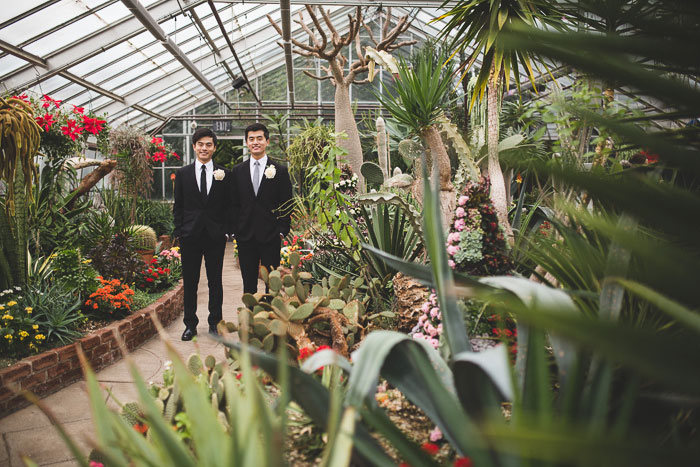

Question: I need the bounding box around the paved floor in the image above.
[0,244,249,467]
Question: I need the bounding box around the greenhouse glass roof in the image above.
[0,0,467,131]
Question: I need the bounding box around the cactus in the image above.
[376,116,390,179]
[361,161,385,186]
[120,401,142,426]
[187,354,203,376]
[398,139,423,169]
[128,224,157,250]
[232,250,369,358]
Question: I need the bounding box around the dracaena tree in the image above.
[437,0,565,243]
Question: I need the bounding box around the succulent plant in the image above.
[361,161,384,186]
[127,224,157,250]
[232,251,369,358]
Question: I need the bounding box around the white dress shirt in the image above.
[195,159,213,195]
[250,154,268,189]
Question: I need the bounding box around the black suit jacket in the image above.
[231,158,293,243]
[173,163,233,240]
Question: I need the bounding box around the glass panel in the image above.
[162,120,184,134]
[260,65,286,102]
[353,79,380,103]
[294,70,317,102]
[151,167,164,199]
[163,136,185,167]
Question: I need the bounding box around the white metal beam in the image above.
[0,0,209,93]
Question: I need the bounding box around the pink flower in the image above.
[446,245,460,256]
[454,219,466,231]
[448,259,456,269]
[458,195,469,206]
[89,462,105,467]
[455,207,466,218]
[429,426,443,442]
[447,232,461,243]
[430,307,439,319]
[413,332,425,340]
[436,323,443,334]
[429,293,437,302]
[421,302,430,313]
[430,338,440,348]
[418,314,428,324]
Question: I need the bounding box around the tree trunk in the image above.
[66,159,118,211]
[334,83,364,188]
[486,74,514,244]
[421,125,455,231]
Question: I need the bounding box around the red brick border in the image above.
[0,282,184,418]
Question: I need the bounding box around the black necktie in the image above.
[200,165,207,198]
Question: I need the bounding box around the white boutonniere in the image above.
[213,169,225,181]
[264,165,276,179]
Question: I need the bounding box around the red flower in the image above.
[316,345,331,352]
[171,151,180,160]
[81,115,106,135]
[61,119,84,141]
[11,94,29,102]
[41,94,62,109]
[35,113,56,130]
[421,442,440,455]
[454,457,473,467]
[133,423,148,435]
[170,173,176,181]
[72,105,85,114]
[151,137,164,145]
[297,346,313,361]
[146,277,154,282]
[151,258,158,264]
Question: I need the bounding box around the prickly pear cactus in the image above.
[234,251,369,358]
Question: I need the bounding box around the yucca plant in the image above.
[374,45,458,227]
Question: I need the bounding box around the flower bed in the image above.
[0,281,183,418]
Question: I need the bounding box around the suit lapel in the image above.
[242,159,257,197]
[257,161,274,197]
[186,164,205,207]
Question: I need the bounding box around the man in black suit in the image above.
[231,123,293,294]
[173,128,233,340]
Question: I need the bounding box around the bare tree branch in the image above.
[303,70,333,81]
[295,13,324,52]
[304,5,328,51]
[387,39,417,52]
[292,47,315,58]
[377,15,410,51]
[266,14,283,36]
[352,78,370,85]
[383,7,392,40]
[364,22,379,47]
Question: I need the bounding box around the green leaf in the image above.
[289,303,314,321]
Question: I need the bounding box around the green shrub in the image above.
[87,233,143,284]
[51,248,99,299]
[22,283,85,345]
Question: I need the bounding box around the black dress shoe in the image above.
[181,327,197,341]
[208,326,218,336]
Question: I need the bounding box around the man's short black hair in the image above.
[192,128,218,146]
[245,122,269,141]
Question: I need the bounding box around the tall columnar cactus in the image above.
[376,116,390,179]
[128,224,157,251]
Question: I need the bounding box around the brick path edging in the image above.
[0,282,184,418]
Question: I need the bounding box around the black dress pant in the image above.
[237,237,281,294]
[180,230,226,329]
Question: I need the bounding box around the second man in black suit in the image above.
[232,123,293,294]
[173,128,233,341]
